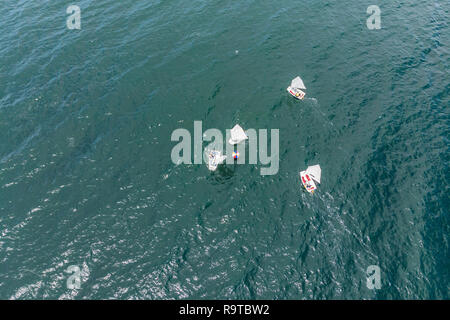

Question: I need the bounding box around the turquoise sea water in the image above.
[0,0,448,299]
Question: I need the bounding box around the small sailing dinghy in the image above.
[207,150,227,171]
[300,164,321,193]
[287,76,306,100]
[228,124,248,145]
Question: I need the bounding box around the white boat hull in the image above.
[207,150,226,171]
[300,170,317,193]
[287,86,305,100]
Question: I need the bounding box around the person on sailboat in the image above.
[302,175,312,189]
[300,165,321,194]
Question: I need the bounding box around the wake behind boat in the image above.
[287,76,306,100]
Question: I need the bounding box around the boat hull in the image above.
[287,86,305,100]
[207,151,226,171]
[300,171,317,193]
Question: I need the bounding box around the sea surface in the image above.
[0,0,448,299]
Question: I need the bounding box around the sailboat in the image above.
[207,150,227,171]
[300,164,321,193]
[228,124,248,145]
[287,76,306,100]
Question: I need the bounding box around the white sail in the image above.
[228,124,248,145]
[218,155,227,163]
[207,150,226,171]
[291,76,306,90]
[306,164,321,183]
